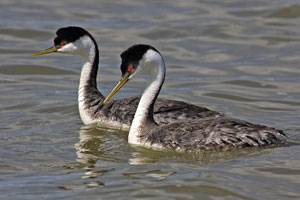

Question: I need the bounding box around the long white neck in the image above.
[76,36,102,124]
[128,50,166,145]
[77,36,99,90]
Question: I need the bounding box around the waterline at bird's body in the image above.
[104,44,286,151]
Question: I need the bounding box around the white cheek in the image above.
[57,43,78,53]
[136,49,162,76]
[133,66,143,76]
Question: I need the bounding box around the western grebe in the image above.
[104,44,286,150]
[31,27,220,130]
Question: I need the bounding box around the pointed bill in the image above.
[104,75,129,103]
[30,47,58,56]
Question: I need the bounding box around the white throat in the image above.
[74,36,99,125]
[128,49,166,145]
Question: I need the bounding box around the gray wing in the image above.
[145,117,286,150]
[92,96,139,126]
[153,99,222,125]
[90,95,220,127]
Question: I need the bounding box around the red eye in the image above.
[60,42,65,46]
[128,66,133,71]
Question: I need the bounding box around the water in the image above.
[1,0,300,199]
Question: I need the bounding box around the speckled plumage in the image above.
[142,117,286,151]
[111,44,287,150]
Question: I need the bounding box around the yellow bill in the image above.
[30,47,58,56]
[104,75,129,103]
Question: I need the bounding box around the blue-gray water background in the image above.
[0,0,300,199]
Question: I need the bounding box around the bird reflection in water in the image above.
[75,125,269,168]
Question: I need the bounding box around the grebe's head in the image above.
[31,26,97,57]
[104,44,163,103]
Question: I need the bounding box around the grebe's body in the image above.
[104,44,286,150]
[31,27,220,129]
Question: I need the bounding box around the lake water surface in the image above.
[1,0,300,199]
